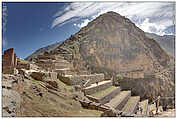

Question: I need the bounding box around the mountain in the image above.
[25,11,174,103]
[52,11,170,75]
[145,32,175,57]
[25,42,61,61]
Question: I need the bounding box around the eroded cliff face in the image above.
[53,11,170,74]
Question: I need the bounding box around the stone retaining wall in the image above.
[100,87,121,104]
[115,92,131,110]
[58,73,105,86]
[117,75,175,107]
[83,81,112,95]
[58,75,86,86]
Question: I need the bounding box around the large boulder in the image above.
[30,72,57,81]
[30,72,45,81]
[30,71,58,88]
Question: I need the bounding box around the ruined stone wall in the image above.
[3,48,15,67]
[121,71,144,79]
[16,63,38,70]
[117,72,175,107]
[58,75,86,85]
[2,48,17,74]
[58,74,105,86]
[14,53,17,66]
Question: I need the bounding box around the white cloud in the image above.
[2,4,8,34]
[136,18,167,36]
[2,38,7,48]
[52,2,175,35]
[73,15,98,28]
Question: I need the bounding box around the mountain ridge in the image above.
[51,11,170,74]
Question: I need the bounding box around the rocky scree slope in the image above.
[25,42,61,61]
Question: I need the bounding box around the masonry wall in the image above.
[2,48,17,74]
[58,73,105,86]
[3,48,15,67]
[121,71,144,78]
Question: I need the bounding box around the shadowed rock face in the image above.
[53,11,170,74]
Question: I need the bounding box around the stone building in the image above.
[2,48,18,74]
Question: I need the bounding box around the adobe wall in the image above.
[3,48,15,67]
[2,48,17,74]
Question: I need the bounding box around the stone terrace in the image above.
[79,77,149,117]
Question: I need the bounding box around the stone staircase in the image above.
[81,78,149,117]
[36,53,150,117]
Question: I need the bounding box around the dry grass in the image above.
[14,77,101,117]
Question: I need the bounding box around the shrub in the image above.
[116,74,123,80]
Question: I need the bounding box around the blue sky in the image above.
[2,2,175,58]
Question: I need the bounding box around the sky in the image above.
[2,2,176,58]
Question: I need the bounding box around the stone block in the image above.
[30,71,57,82]
[58,75,86,86]
[83,80,112,95]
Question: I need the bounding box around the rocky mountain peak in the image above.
[53,11,170,75]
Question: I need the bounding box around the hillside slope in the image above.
[25,42,61,61]
[145,32,175,57]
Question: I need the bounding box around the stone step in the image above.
[55,65,72,69]
[83,80,112,95]
[38,55,56,60]
[55,55,65,60]
[138,99,149,116]
[54,59,70,63]
[121,96,140,115]
[87,86,121,104]
[105,91,131,110]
